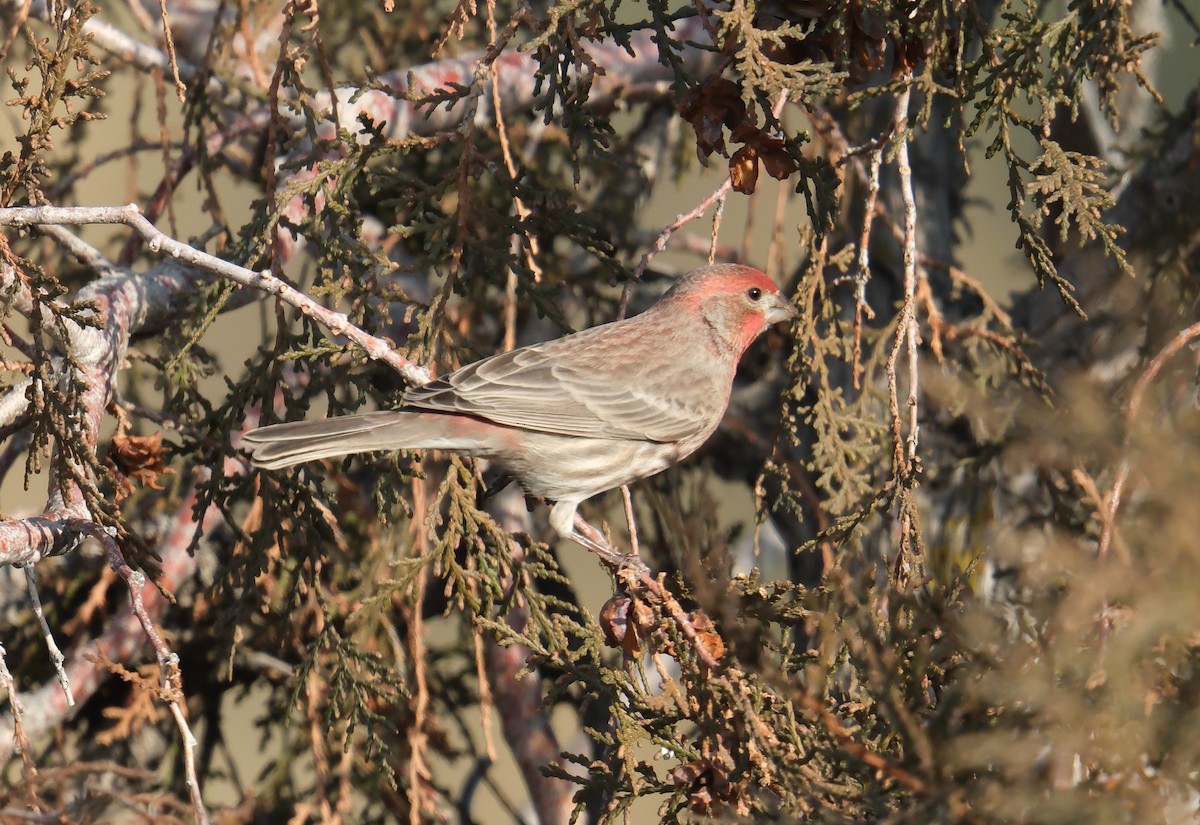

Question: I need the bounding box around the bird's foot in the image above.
[588,543,649,577]
[612,550,649,577]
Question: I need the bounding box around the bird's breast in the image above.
[493,430,690,503]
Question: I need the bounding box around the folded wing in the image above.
[402,334,719,444]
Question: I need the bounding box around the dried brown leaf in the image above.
[110,431,174,500]
[730,145,760,194]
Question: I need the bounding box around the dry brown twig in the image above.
[0,639,34,790]
[406,470,433,825]
[1098,319,1200,559]
[853,145,883,389]
[620,177,735,319]
[154,0,186,101]
[486,1,542,355]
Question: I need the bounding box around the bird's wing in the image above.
[402,333,719,443]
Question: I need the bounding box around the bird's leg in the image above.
[548,500,647,573]
[572,514,649,575]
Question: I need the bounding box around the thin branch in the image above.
[153,0,186,101]
[708,193,727,264]
[882,87,917,473]
[0,484,210,761]
[896,81,921,469]
[883,78,922,589]
[620,485,640,558]
[620,91,790,319]
[486,2,541,358]
[853,146,883,390]
[406,483,432,825]
[628,228,742,263]
[1098,319,1200,559]
[0,638,34,786]
[35,223,120,275]
[0,204,431,387]
[23,565,73,706]
[619,177,734,319]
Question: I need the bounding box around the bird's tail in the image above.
[243,411,473,470]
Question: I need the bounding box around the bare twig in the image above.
[154,0,186,101]
[853,146,883,390]
[0,638,34,785]
[23,566,73,706]
[628,228,741,263]
[0,204,431,387]
[882,78,921,589]
[896,81,921,469]
[898,81,922,582]
[620,91,789,319]
[1098,319,1200,559]
[881,84,918,471]
[620,484,640,557]
[36,223,120,275]
[708,194,727,264]
[487,2,541,358]
[619,177,734,319]
[406,477,432,825]
[0,485,215,801]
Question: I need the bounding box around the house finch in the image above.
[244,264,797,557]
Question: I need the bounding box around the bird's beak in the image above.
[765,293,799,325]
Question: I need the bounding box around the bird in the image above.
[243,264,798,561]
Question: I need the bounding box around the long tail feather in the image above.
[243,411,459,469]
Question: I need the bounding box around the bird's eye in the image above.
[747,287,763,301]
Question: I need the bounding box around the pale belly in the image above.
[490,430,694,503]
